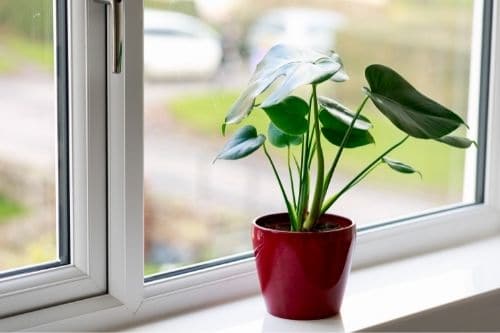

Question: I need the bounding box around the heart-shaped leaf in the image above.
[268,123,302,148]
[365,64,466,139]
[436,135,477,148]
[329,52,349,82]
[321,127,374,148]
[318,96,372,130]
[224,44,345,125]
[319,109,374,148]
[382,157,421,177]
[215,125,265,161]
[263,96,309,135]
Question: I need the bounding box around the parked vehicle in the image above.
[245,7,345,69]
[144,9,223,80]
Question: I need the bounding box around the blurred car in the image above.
[144,9,223,80]
[245,7,345,69]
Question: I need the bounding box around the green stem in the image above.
[321,135,410,214]
[303,85,324,230]
[287,145,297,209]
[322,96,369,201]
[296,92,315,229]
[308,142,317,169]
[263,144,298,230]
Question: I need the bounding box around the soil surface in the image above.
[262,221,341,232]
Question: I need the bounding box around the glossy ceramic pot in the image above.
[252,213,355,320]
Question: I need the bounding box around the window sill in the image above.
[122,235,500,332]
[3,233,500,331]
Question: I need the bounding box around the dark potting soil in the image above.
[263,221,341,232]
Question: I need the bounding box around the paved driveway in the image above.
[0,69,448,227]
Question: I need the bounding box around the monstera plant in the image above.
[216,44,474,231]
[215,44,475,320]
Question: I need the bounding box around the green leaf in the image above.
[365,64,466,139]
[215,125,265,161]
[382,157,421,177]
[224,45,346,125]
[319,109,374,148]
[321,126,374,148]
[263,96,309,135]
[329,51,349,82]
[318,96,372,130]
[268,123,302,148]
[436,135,477,148]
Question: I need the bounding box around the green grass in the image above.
[0,33,53,74]
[144,262,162,276]
[0,195,25,223]
[5,35,53,70]
[0,55,14,74]
[167,90,466,195]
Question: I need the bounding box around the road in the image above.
[0,69,447,229]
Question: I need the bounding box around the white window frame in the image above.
[1,0,499,330]
[0,0,107,319]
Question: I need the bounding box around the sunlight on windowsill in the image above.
[125,235,500,332]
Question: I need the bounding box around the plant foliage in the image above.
[215,44,475,231]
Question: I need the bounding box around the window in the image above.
[0,0,498,329]
[143,0,490,279]
[0,0,106,318]
[0,0,64,276]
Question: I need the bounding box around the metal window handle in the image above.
[95,0,123,73]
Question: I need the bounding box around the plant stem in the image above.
[296,91,315,229]
[322,96,369,201]
[263,143,298,230]
[303,85,324,230]
[308,142,317,169]
[287,145,297,209]
[321,135,410,214]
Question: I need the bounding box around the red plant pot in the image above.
[252,213,356,320]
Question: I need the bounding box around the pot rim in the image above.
[253,212,355,234]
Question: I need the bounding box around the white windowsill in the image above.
[122,235,500,332]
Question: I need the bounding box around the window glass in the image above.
[144,0,477,277]
[0,0,63,275]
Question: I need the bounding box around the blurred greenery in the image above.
[144,0,197,15]
[168,90,466,195]
[0,56,12,74]
[0,35,53,73]
[0,0,54,73]
[0,195,25,223]
[144,262,162,276]
[0,0,53,42]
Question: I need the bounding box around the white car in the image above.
[245,7,345,69]
[144,9,223,80]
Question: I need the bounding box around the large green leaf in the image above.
[268,123,302,148]
[365,64,466,139]
[318,96,372,130]
[382,157,421,177]
[215,125,265,161]
[263,96,309,135]
[319,109,374,148]
[224,45,346,125]
[321,127,374,148]
[436,135,477,148]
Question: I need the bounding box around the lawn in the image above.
[0,34,54,74]
[5,35,53,70]
[167,90,467,196]
[0,195,25,223]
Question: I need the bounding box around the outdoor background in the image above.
[0,0,477,276]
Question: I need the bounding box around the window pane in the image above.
[144,0,479,277]
[0,0,65,275]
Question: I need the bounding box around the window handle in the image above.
[95,0,123,73]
